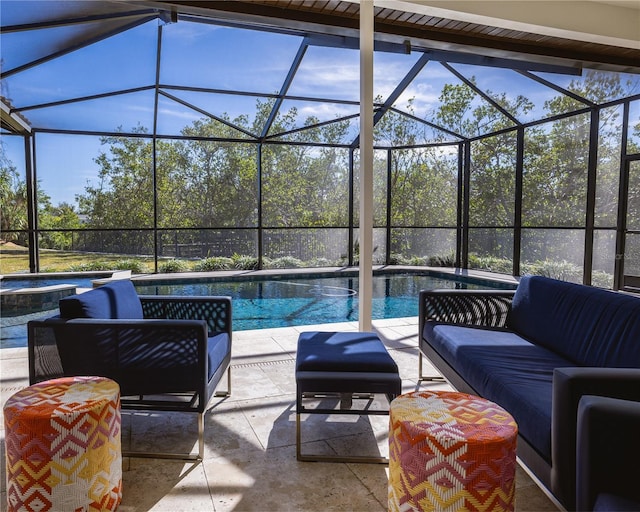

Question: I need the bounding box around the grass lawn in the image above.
[0,242,155,274]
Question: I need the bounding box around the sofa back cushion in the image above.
[59,279,143,319]
[507,275,640,367]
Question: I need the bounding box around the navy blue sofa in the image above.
[28,279,232,461]
[419,275,640,510]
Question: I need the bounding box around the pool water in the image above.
[0,277,97,291]
[136,273,510,330]
[1,272,515,349]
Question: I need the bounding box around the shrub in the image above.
[231,254,259,270]
[38,266,63,273]
[523,259,582,283]
[388,253,406,265]
[110,259,150,273]
[67,261,110,272]
[591,270,613,289]
[468,254,513,274]
[427,252,455,267]
[307,258,336,268]
[66,259,150,273]
[405,256,426,266]
[266,256,304,269]
[193,257,233,271]
[158,259,190,273]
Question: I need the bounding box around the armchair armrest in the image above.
[577,395,640,511]
[552,367,640,510]
[419,289,514,336]
[140,295,232,336]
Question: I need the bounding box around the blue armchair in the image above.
[27,279,232,461]
[576,395,640,511]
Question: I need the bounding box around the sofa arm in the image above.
[552,367,640,510]
[419,289,514,334]
[577,395,640,512]
[140,295,232,336]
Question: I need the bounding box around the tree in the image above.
[0,142,67,248]
[0,151,27,242]
[372,100,460,259]
[67,69,638,271]
[38,202,83,249]
[260,102,351,228]
[174,114,258,228]
[78,127,155,230]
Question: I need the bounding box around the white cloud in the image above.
[296,102,358,121]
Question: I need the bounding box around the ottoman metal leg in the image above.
[296,404,390,464]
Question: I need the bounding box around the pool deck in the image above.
[126,265,520,286]
[0,316,558,512]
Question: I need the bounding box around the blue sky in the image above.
[2,16,639,206]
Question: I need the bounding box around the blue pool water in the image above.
[0,277,97,291]
[1,271,515,348]
[135,272,512,330]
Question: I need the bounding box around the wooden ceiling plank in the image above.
[161,1,640,71]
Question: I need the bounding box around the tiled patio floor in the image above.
[1,317,559,511]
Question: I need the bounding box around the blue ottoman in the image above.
[295,331,402,463]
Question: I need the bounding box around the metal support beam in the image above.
[614,103,631,291]
[386,149,392,264]
[25,136,38,273]
[514,128,524,276]
[455,143,464,268]
[349,149,355,267]
[152,24,163,273]
[260,40,308,140]
[462,141,471,269]
[1,15,159,79]
[1,100,31,134]
[584,108,600,285]
[257,144,264,268]
[442,62,521,126]
[359,0,374,332]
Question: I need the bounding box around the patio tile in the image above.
[119,459,214,511]
[203,443,387,512]
[231,361,294,401]
[232,333,293,361]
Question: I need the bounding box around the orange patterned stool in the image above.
[388,390,517,512]
[4,376,122,512]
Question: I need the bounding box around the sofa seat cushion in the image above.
[59,280,143,320]
[424,322,574,461]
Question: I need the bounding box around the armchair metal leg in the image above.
[418,351,445,383]
[215,367,231,397]
[123,412,205,462]
[197,411,204,460]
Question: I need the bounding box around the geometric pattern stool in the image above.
[388,390,517,512]
[4,376,122,512]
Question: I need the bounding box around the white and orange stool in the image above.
[4,376,122,511]
[388,390,518,512]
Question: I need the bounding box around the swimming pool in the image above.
[135,271,514,330]
[1,270,516,349]
[0,276,98,291]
